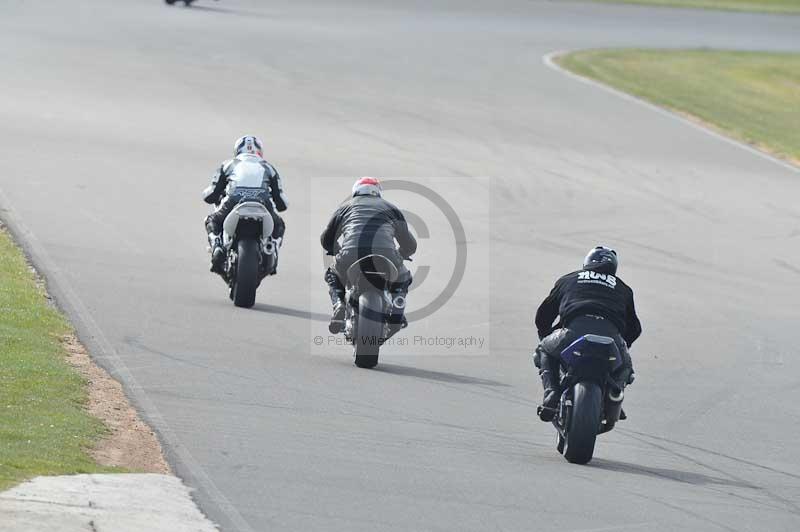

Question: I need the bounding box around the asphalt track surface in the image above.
[2,1,800,531]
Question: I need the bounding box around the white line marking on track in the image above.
[542,50,799,175]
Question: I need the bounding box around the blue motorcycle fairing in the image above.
[559,334,622,372]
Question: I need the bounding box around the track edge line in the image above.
[542,49,799,175]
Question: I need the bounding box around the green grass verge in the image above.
[557,49,800,163]
[593,0,800,14]
[0,227,114,490]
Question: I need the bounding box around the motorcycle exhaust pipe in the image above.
[392,295,406,309]
[262,240,275,255]
[604,388,624,426]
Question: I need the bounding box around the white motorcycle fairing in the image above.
[222,201,274,246]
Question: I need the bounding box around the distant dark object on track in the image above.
[165,0,218,6]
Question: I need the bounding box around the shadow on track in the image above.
[182,4,273,19]
[590,458,758,489]
[375,363,510,387]
[252,303,329,322]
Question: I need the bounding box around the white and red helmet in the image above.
[352,176,383,198]
[233,135,263,157]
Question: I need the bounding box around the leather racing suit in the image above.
[320,194,416,327]
[203,153,288,274]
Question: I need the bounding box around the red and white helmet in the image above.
[352,176,382,198]
[233,135,263,157]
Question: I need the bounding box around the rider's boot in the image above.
[538,354,561,422]
[328,289,346,334]
[208,233,225,274]
[325,268,346,334]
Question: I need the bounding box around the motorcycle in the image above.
[339,254,406,369]
[213,201,278,308]
[538,334,629,464]
[164,0,196,5]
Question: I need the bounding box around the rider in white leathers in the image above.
[203,136,288,275]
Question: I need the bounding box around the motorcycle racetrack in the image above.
[1,1,799,530]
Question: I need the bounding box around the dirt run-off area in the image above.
[63,333,170,474]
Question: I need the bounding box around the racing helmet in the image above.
[352,176,383,198]
[233,135,264,157]
[583,246,618,275]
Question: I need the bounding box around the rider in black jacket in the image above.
[534,246,640,421]
[320,177,416,333]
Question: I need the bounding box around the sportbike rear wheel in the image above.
[353,291,384,369]
[563,382,602,464]
[232,239,259,308]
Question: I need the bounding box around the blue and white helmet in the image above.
[233,135,263,157]
[352,176,382,197]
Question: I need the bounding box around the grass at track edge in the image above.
[0,225,117,490]
[556,49,800,167]
[592,0,800,14]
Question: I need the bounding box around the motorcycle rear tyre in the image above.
[353,291,383,369]
[563,382,602,464]
[232,239,259,308]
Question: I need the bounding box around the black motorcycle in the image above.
[341,254,406,369]
[538,334,628,464]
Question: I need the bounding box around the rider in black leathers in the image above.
[203,136,288,275]
[534,246,640,421]
[320,177,416,334]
